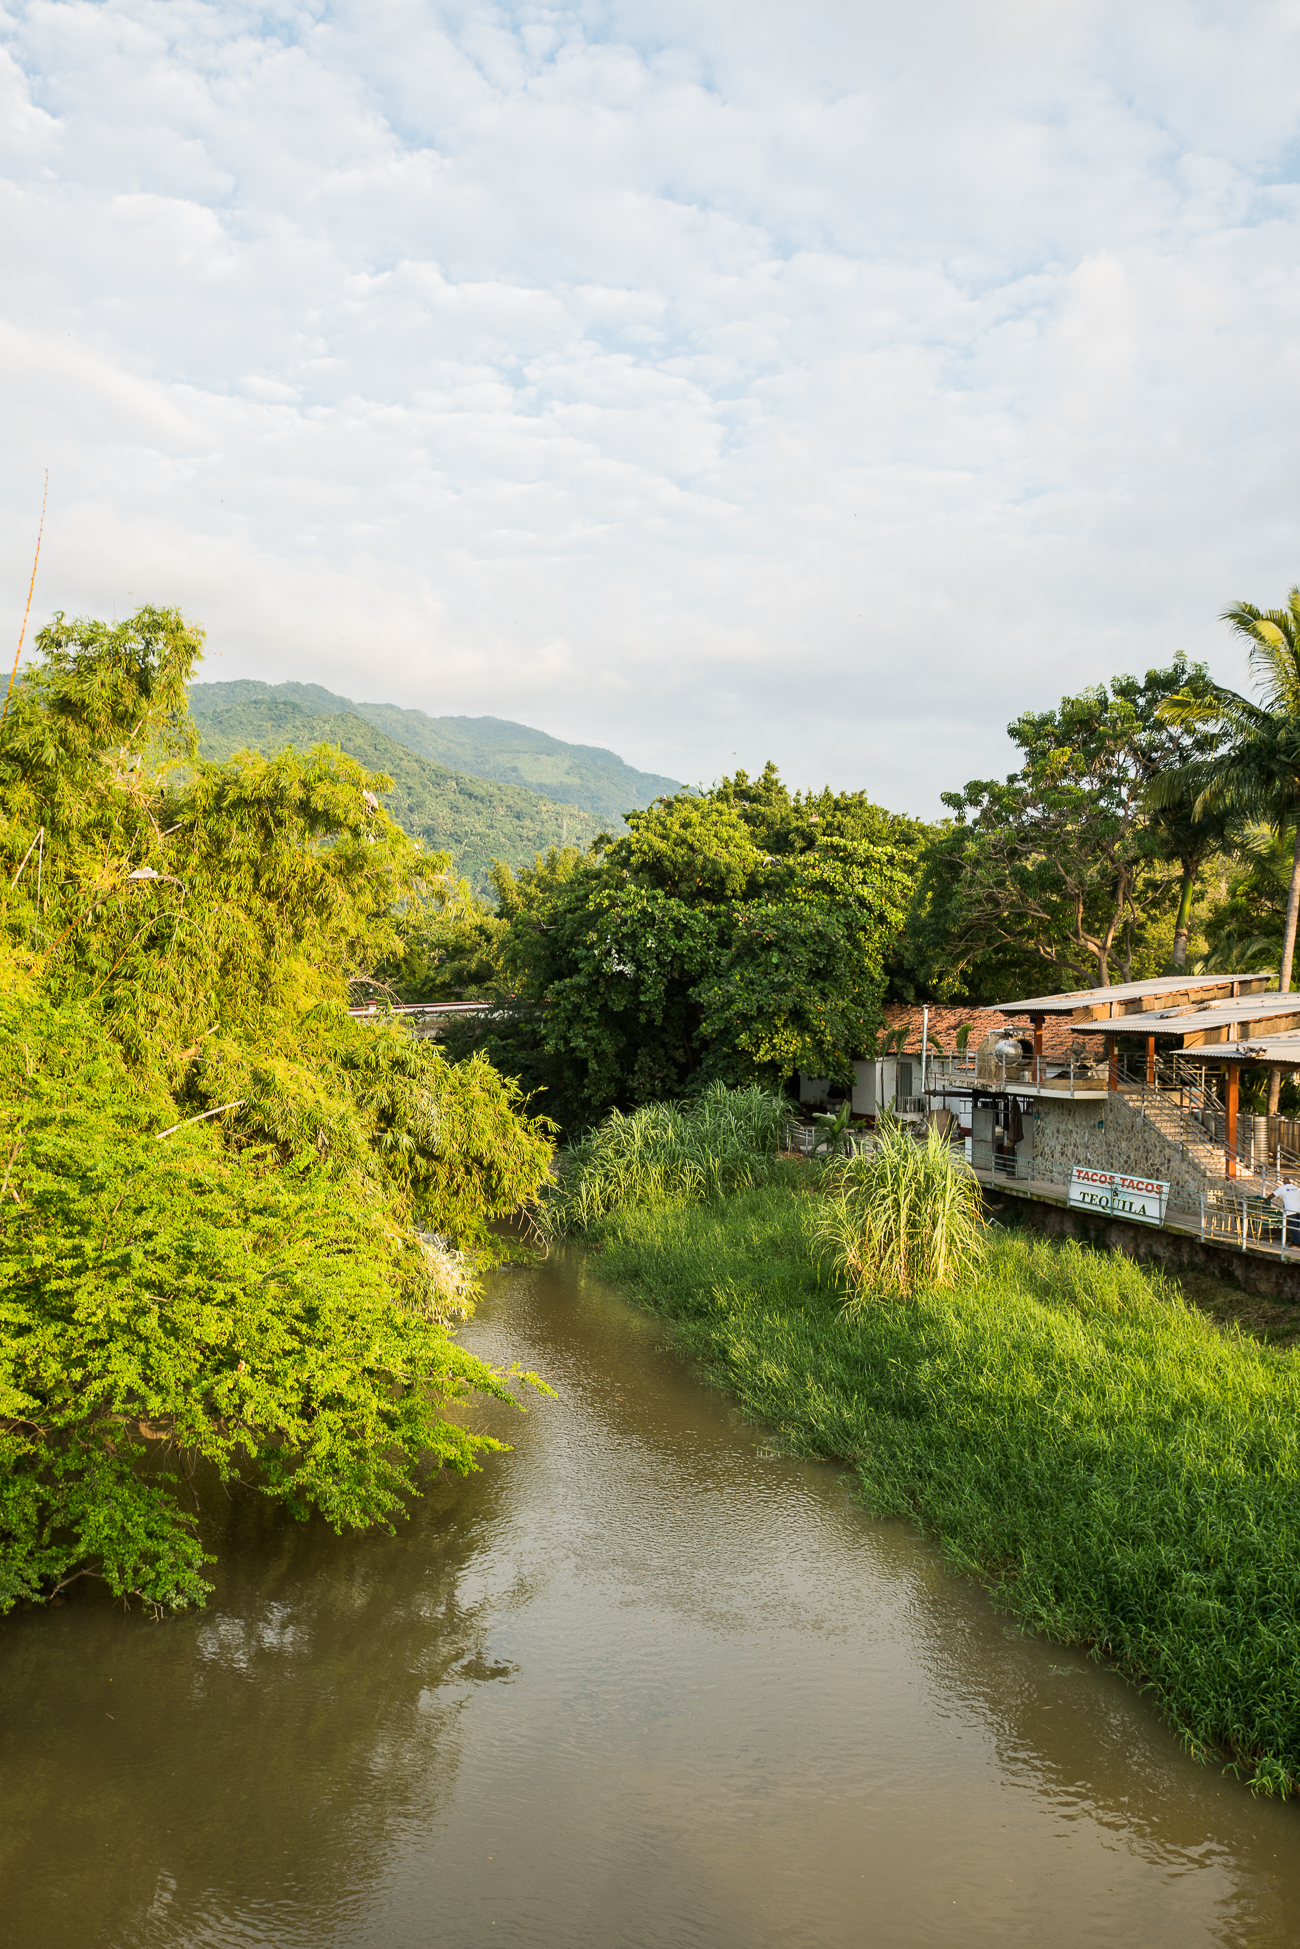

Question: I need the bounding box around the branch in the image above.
[154,1100,245,1140]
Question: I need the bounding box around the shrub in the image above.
[812,1117,986,1301]
[541,1082,790,1234]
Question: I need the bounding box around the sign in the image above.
[1068,1166,1169,1227]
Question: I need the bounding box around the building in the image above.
[797,974,1300,1272]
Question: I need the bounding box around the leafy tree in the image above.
[379,856,506,1003]
[1159,589,1300,1114]
[914,659,1212,995]
[1199,825,1292,972]
[1160,590,1300,988]
[457,773,908,1126]
[1,609,554,1612]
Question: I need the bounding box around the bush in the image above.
[540,1082,790,1234]
[812,1118,986,1300]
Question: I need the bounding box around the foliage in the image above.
[0,609,555,1612]
[0,971,524,1613]
[590,1181,1300,1796]
[1160,589,1300,992]
[812,1119,986,1300]
[462,770,909,1126]
[912,658,1217,996]
[378,857,507,1003]
[1198,825,1290,970]
[809,1102,853,1157]
[540,1083,791,1234]
[187,687,603,892]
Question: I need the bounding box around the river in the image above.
[1,1250,1296,1947]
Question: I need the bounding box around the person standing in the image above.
[1272,1178,1300,1247]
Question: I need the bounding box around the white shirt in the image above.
[1273,1181,1300,1216]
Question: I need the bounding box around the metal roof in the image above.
[995,971,1276,1015]
[1071,992,1300,1037]
[1194,1036,1300,1068]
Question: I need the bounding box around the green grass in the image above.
[588,1174,1300,1796]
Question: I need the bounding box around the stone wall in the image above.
[1028,1093,1208,1196]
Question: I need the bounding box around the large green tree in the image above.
[1,609,554,1613]
[913,659,1214,996]
[452,769,910,1127]
[1159,587,1300,1113]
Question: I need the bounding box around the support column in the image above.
[1146,1035,1156,1087]
[1107,1035,1118,1092]
[1032,1013,1045,1086]
[1226,1065,1238,1179]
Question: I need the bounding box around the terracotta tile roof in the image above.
[879,1004,1079,1060]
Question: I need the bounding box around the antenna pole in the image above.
[2,471,49,729]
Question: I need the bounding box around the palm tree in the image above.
[1145,774,1238,969]
[1159,587,1300,1113]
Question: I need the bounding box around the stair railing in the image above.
[1114,1050,1300,1189]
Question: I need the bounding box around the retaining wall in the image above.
[988,1181,1300,1301]
[1030,1093,1209,1197]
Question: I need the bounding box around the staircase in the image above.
[1115,1052,1300,1199]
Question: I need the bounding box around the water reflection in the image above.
[0,1250,1295,1948]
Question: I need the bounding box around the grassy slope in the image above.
[588,1174,1300,1793]
[188,692,602,891]
[190,680,682,827]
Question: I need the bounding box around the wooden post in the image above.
[1107,1034,1118,1092]
[1226,1064,1238,1179]
[1032,1013,1045,1086]
[1146,1034,1156,1087]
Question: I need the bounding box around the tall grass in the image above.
[813,1119,986,1301]
[588,1180,1300,1796]
[541,1082,790,1235]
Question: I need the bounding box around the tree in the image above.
[453,773,909,1127]
[915,659,1211,994]
[1144,771,1238,969]
[1159,587,1300,1113]
[378,857,506,1003]
[1,609,554,1612]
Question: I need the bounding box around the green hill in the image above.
[188,691,603,892]
[189,680,681,826]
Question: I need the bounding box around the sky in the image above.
[2,0,1298,814]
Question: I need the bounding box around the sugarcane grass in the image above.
[541,1082,790,1235]
[813,1116,986,1302]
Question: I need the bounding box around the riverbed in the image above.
[1,1250,1296,1946]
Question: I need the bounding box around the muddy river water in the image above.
[2,1251,1298,1947]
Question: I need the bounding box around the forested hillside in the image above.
[190,680,680,827]
[188,689,602,890]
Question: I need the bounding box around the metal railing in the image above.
[1114,1050,1300,1190]
[972,1153,1300,1259]
[924,1055,1109,1096]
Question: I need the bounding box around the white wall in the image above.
[852,1061,878,1115]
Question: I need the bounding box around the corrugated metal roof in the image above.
[1072,992,1300,1036]
[1195,1036,1300,1066]
[995,971,1277,1014]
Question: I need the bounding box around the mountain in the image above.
[189,681,681,827]
[187,689,604,892]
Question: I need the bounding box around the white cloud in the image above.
[1,0,1299,811]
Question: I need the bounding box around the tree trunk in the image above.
[1171,867,1195,970]
[1267,825,1300,1117]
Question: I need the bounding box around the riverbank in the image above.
[586,1169,1300,1795]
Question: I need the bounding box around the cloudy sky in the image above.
[2,1,1298,812]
